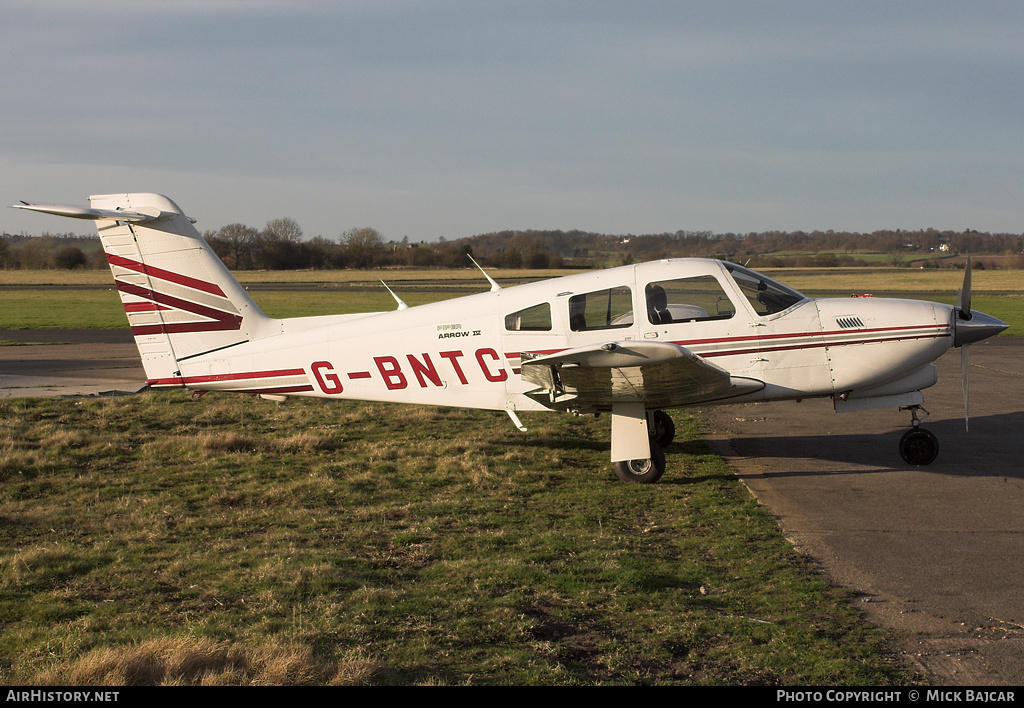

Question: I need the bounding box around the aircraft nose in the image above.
[953,309,1009,347]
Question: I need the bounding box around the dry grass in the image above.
[32,635,376,686]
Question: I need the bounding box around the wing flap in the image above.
[520,340,763,411]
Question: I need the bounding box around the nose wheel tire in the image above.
[899,428,939,466]
[614,443,666,484]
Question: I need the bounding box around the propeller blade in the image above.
[958,256,973,320]
[961,344,970,432]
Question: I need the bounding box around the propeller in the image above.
[952,256,1009,431]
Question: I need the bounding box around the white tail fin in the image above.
[14,193,275,385]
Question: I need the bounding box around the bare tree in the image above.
[216,223,259,270]
[254,217,305,269]
[264,217,303,243]
[341,227,385,269]
[17,238,53,269]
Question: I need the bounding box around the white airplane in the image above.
[13,193,1008,483]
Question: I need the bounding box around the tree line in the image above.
[0,233,98,270]
[201,219,481,270]
[3,223,1023,271]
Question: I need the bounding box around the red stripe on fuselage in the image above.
[677,323,947,349]
[504,324,950,361]
[696,331,950,359]
[148,368,307,387]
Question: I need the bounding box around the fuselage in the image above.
[163,258,961,416]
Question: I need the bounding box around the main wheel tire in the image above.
[614,443,667,484]
[649,409,676,448]
[899,428,939,465]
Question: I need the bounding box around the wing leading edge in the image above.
[520,340,763,412]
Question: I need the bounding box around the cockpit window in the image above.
[725,264,806,316]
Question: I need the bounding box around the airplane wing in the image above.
[519,340,764,412]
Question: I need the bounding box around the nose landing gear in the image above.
[899,405,939,465]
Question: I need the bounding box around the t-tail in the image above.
[12,193,276,386]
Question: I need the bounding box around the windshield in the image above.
[724,263,806,316]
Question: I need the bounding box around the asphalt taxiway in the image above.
[703,338,1024,685]
[0,329,144,397]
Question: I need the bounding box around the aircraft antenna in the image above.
[380,280,408,310]
[468,254,501,291]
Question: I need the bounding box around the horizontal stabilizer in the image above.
[11,201,181,223]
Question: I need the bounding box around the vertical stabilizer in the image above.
[88,193,274,385]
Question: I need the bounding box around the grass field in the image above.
[0,393,913,685]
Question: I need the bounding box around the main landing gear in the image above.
[614,444,666,484]
[613,409,675,484]
[898,405,939,466]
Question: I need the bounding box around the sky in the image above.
[3,1,1024,242]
